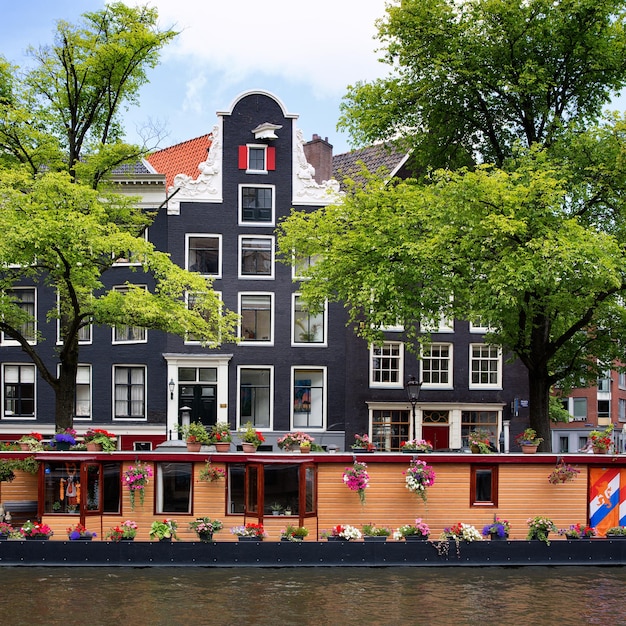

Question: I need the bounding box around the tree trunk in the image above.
[527,368,552,452]
[55,335,79,432]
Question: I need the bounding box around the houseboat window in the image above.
[371,409,410,451]
[559,437,569,453]
[43,462,120,514]
[156,463,192,514]
[227,463,316,516]
[470,465,498,507]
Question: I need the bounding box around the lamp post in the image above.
[168,378,175,400]
[406,376,423,441]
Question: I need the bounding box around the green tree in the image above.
[0,4,238,430]
[281,1,626,450]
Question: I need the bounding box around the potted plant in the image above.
[393,518,430,541]
[280,525,309,542]
[404,459,436,503]
[400,439,433,453]
[238,422,265,452]
[515,428,544,453]
[0,521,14,541]
[300,440,312,453]
[342,461,370,505]
[441,522,483,542]
[51,428,77,451]
[106,520,138,542]
[20,520,54,540]
[123,461,153,510]
[351,433,376,452]
[277,431,314,452]
[83,428,116,452]
[558,523,596,539]
[323,524,362,541]
[548,461,580,484]
[270,502,283,516]
[17,432,43,451]
[209,422,232,451]
[189,517,223,542]
[67,523,96,541]
[526,515,557,544]
[149,518,179,542]
[606,526,626,538]
[198,461,226,482]
[178,421,210,451]
[467,429,494,454]
[230,523,266,541]
[362,524,391,542]
[589,424,613,454]
[482,517,511,540]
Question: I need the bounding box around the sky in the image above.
[0,0,391,155]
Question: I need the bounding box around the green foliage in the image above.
[0,456,38,482]
[0,6,238,430]
[339,0,626,171]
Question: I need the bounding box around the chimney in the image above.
[303,134,333,184]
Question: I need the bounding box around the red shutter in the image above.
[267,146,276,171]
[238,145,248,169]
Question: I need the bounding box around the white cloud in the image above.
[133,0,387,97]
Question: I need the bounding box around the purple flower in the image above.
[69,530,81,540]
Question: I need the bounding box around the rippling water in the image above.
[1,566,625,625]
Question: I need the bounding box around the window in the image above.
[293,253,321,279]
[2,288,36,344]
[239,367,272,429]
[57,292,92,344]
[187,235,221,276]
[112,286,146,343]
[43,462,120,514]
[620,398,626,423]
[157,462,192,513]
[3,364,35,418]
[370,342,403,386]
[238,144,275,173]
[421,344,452,387]
[228,463,316,517]
[598,400,610,419]
[114,229,148,265]
[371,409,410,451]
[572,397,587,421]
[559,436,569,453]
[461,410,498,448]
[75,365,91,420]
[114,366,145,419]
[469,344,502,388]
[240,185,274,224]
[598,371,612,393]
[239,236,274,278]
[292,368,325,429]
[470,465,498,507]
[240,293,273,343]
[620,372,626,390]
[293,295,325,345]
[185,291,222,344]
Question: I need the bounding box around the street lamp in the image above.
[406,375,423,440]
[168,378,175,400]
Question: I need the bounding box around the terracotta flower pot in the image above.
[242,443,257,453]
[521,444,539,454]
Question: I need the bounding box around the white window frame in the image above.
[186,233,222,278]
[421,343,453,389]
[238,292,274,345]
[239,184,275,226]
[2,287,36,345]
[469,344,502,389]
[370,341,404,388]
[2,363,36,420]
[246,144,268,174]
[293,253,322,280]
[112,364,147,421]
[184,290,222,345]
[292,294,327,346]
[291,366,326,431]
[73,364,92,420]
[111,285,147,344]
[237,365,274,430]
[238,234,275,280]
[56,291,92,345]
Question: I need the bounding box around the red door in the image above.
[422,426,449,450]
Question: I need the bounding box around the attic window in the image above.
[239,144,275,173]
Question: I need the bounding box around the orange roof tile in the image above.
[146,134,212,188]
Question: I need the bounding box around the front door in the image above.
[178,384,217,427]
[422,425,450,450]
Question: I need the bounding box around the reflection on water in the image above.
[1,566,625,626]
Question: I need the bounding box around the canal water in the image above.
[1,566,624,625]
